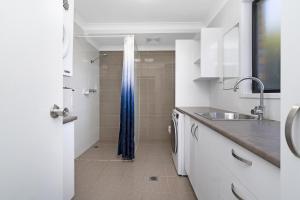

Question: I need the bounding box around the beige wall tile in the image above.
[100,51,175,143]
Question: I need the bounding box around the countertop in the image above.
[176,107,280,168]
[63,115,78,124]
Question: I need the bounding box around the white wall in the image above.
[208,0,280,121]
[175,40,211,107]
[64,24,100,158]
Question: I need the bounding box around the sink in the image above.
[195,111,257,121]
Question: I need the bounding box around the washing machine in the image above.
[171,109,186,176]
[63,0,74,77]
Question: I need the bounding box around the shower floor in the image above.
[74,141,196,200]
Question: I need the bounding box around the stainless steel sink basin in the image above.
[195,111,257,121]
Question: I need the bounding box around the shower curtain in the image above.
[118,35,135,160]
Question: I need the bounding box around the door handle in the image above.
[50,104,69,118]
[285,105,300,158]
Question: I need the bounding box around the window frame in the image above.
[251,0,281,94]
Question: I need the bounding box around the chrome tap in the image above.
[233,77,265,120]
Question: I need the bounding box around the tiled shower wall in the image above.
[136,52,175,142]
[100,51,175,143]
[100,52,123,142]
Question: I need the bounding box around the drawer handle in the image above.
[231,183,245,200]
[64,70,70,73]
[231,149,252,166]
[285,105,300,158]
[194,125,199,141]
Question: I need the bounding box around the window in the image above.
[252,0,281,93]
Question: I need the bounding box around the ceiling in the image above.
[75,0,227,24]
[74,0,228,51]
[85,33,197,51]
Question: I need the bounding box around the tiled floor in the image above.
[74,142,197,200]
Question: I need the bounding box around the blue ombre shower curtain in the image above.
[118,35,135,160]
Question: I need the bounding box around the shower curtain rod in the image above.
[74,34,131,38]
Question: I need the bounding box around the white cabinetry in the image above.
[183,115,280,200]
[216,134,280,200]
[219,167,256,200]
[187,118,198,192]
[184,115,191,176]
[175,28,222,83]
[196,28,223,79]
[194,122,221,200]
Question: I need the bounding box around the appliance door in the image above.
[171,115,178,154]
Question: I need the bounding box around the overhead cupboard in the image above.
[196,28,223,79]
[176,28,223,81]
[183,114,280,200]
[176,24,241,83]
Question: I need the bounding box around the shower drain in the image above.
[149,176,158,181]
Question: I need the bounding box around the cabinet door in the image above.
[281,1,300,199]
[200,28,223,78]
[194,122,222,200]
[188,119,198,189]
[184,115,191,176]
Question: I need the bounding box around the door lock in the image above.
[50,104,69,118]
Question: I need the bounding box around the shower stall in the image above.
[98,37,175,159]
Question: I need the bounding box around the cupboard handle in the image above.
[194,125,199,141]
[64,70,70,73]
[231,183,244,200]
[191,124,195,136]
[285,105,300,158]
[231,149,252,166]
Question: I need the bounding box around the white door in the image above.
[281,1,300,199]
[0,1,64,200]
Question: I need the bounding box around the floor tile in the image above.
[74,141,196,200]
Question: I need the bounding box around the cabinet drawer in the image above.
[216,133,280,200]
[219,167,257,200]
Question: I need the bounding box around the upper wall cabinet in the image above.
[194,28,223,80]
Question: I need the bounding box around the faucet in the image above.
[233,77,265,120]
